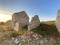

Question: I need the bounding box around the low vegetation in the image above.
[31,21,60,38]
[0,21,60,39]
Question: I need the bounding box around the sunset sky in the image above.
[0,0,60,22]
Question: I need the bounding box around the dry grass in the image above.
[41,21,55,25]
[0,25,13,31]
[0,24,26,38]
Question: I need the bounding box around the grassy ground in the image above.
[31,21,60,38]
[0,24,26,38]
[0,21,60,38]
[41,21,55,25]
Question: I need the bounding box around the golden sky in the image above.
[0,10,12,22]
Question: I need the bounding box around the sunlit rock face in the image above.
[13,22,25,32]
[28,15,40,30]
[12,11,29,31]
[56,10,60,32]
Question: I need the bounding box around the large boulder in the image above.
[12,11,29,31]
[12,11,29,23]
[56,10,60,32]
[28,15,40,30]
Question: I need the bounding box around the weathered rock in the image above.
[13,22,22,32]
[28,15,40,30]
[0,30,60,45]
[56,10,60,32]
[12,11,29,31]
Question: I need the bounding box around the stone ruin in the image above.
[28,15,40,30]
[56,10,60,32]
[12,11,29,31]
[5,11,40,32]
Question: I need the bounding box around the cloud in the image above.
[0,13,12,22]
[0,10,13,15]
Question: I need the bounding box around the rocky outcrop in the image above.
[0,29,60,45]
[56,10,60,32]
[12,11,29,31]
[8,31,60,45]
[5,11,40,32]
[28,15,40,30]
[1,22,60,45]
